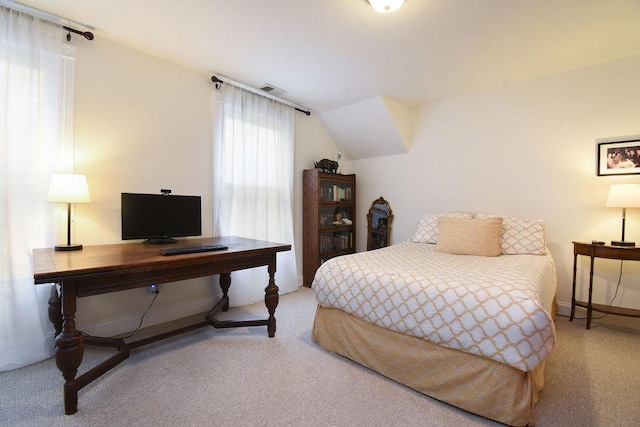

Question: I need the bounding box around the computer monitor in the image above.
[121,192,202,244]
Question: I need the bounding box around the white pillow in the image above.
[410,212,475,244]
[477,214,546,255]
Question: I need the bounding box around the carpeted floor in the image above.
[1,287,639,426]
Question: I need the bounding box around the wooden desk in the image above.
[570,241,640,329]
[33,236,291,415]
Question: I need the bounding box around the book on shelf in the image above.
[319,232,352,253]
[321,183,352,202]
[336,185,352,201]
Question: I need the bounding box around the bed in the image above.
[311,213,557,426]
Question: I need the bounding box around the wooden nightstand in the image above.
[571,241,640,329]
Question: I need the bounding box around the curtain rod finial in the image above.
[63,26,94,41]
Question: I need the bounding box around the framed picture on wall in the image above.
[597,139,640,176]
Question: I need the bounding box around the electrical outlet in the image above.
[148,284,159,295]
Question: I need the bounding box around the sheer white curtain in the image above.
[0,7,76,371]
[213,84,298,306]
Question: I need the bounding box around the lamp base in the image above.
[610,240,635,247]
[55,243,83,251]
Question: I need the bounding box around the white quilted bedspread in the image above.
[312,241,557,371]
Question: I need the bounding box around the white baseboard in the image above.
[555,299,640,331]
[556,300,572,317]
[76,295,221,338]
[42,297,586,342]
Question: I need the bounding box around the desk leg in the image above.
[54,280,84,415]
[570,252,578,321]
[48,284,62,337]
[586,256,595,330]
[219,273,231,312]
[265,260,279,338]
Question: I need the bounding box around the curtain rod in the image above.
[212,75,311,116]
[0,0,95,37]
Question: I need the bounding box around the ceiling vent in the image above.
[260,83,287,97]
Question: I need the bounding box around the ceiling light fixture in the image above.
[368,0,405,13]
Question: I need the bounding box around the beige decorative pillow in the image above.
[410,212,475,244]
[477,214,546,255]
[435,217,503,256]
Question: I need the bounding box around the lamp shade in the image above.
[368,0,404,13]
[47,173,91,203]
[606,184,640,208]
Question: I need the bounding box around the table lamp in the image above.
[606,183,640,246]
[47,173,91,251]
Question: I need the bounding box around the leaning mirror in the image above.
[367,197,393,251]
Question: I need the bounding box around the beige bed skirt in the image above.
[311,305,546,426]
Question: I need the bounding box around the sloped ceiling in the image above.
[320,97,415,160]
[7,0,640,158]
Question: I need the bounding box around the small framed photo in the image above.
[597,139,640,176]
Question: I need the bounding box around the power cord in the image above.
[120,291,160,339]
[608,259,624,306]
[567,259,625,321]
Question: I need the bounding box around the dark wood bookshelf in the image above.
[303,169,356,287]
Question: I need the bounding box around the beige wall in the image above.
[68,38,339,336]
[61,35,640,335]
[350,54,640,330]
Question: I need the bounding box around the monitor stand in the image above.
[144,237,177,244]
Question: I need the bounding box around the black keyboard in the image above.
[160,244,228,256]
